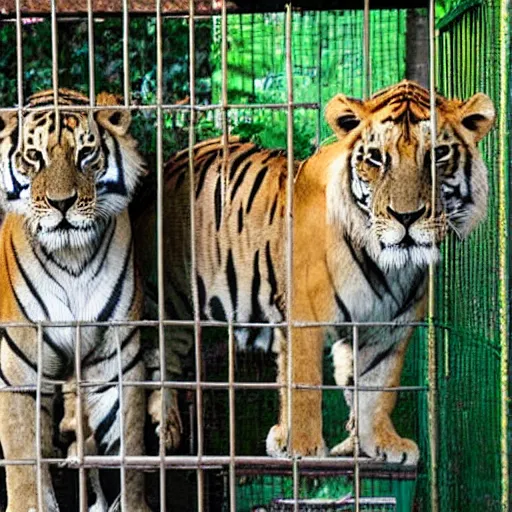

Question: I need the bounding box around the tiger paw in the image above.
[369,434,419,465]
[266,424,288,457]
[331,431,418,465]
[148,388,183,452]
[330,435,355,457]
[266,424,327,457]
[355,431,419,465]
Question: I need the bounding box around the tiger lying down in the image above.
[0,90,151,511]
[137,80,495,465]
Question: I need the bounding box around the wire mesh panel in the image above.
[0,0,508,511]
[434,0,510,510]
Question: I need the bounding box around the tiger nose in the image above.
[47,192,78,214]
[387,205,426,229]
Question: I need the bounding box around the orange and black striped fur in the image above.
[0,89,151,511]
[136,80,495,463]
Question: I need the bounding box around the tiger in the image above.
[135,80,495,464]
[0,89,151,511]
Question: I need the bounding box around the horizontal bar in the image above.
[0,0,428,17]
[0,455,418,474]
[0,319,431,328]
[0,102,319,114]
[31,380,428,392]
[0,0,237,16]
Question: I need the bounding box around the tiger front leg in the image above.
[330,335,419,465]
[0,389,59,512]
[148,387,182,451]
[145,326,192,452]
[60,381,108,512]
[85,349,151,511]
[266,327,327,457]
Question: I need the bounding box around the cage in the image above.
[0,0,509,511]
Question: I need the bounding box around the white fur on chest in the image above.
[12,216,134,358]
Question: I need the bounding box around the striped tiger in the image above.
[135,80,495,464]
[0,89,151,511]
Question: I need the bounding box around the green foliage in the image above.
[210,11,407,158]
[0,11,406,165]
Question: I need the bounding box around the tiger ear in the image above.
[95,92,131,136]
[325,94,366,139]
[459,93,495,143]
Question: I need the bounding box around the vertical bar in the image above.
[498,0,510,505]
[292,456,299,512]
[75,324,87,512]
[115,328,127,510]
[359,2,370,511]
[188,2,205,510]
[87,0,96,104]
[155,0,167,510]
[228,322,236,512]
[284,2,294,460]
[362,0,371,99]
[220,0,229,204]
[427,0,439,508]
[352,325,360,512]
[15,0,23,125]
[35,325,44,512]
[316,11,323,147]
[50,0,60,127]
[123,0,130,104]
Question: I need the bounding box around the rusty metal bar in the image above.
[155,0,167,507]
[0,319,432,328]
[3,454,419,472]
[122,0,130,103]
[35,324,44,512]
[74,324,87,512]
[427,0,439,508]
[187,1,205,509]
[353,325,361,512]
[285,1,295,459]
[0,380,429,392]
[228,322,236,512]
[0,101,319,114]
[87,0,95,103]
[50,0,60,132]
[115,328,127,511]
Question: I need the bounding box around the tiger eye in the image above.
[435,145,450,161]
[26,149,40,162]
[366,148,383,167]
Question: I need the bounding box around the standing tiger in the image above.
[136,80,495,463]
[0,89,151,511]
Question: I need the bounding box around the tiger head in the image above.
[0,89,146,252]
[324,80,495,270]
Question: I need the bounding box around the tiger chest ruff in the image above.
[0,212,135,365]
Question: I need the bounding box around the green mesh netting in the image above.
[433,0,510,510]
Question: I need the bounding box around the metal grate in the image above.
[0,0,508,511]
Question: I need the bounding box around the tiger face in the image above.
[325,81,495,270]
[0,89,146,253]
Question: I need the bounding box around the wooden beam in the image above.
[0,0,428,17]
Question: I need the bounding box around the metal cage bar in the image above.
[284,5,296,510]
[35,324,44,511]
[115,327,128,511]
[155,0,168,510]
[1,1,503,510]
[75,325,87,511]
[427,0,439,509]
